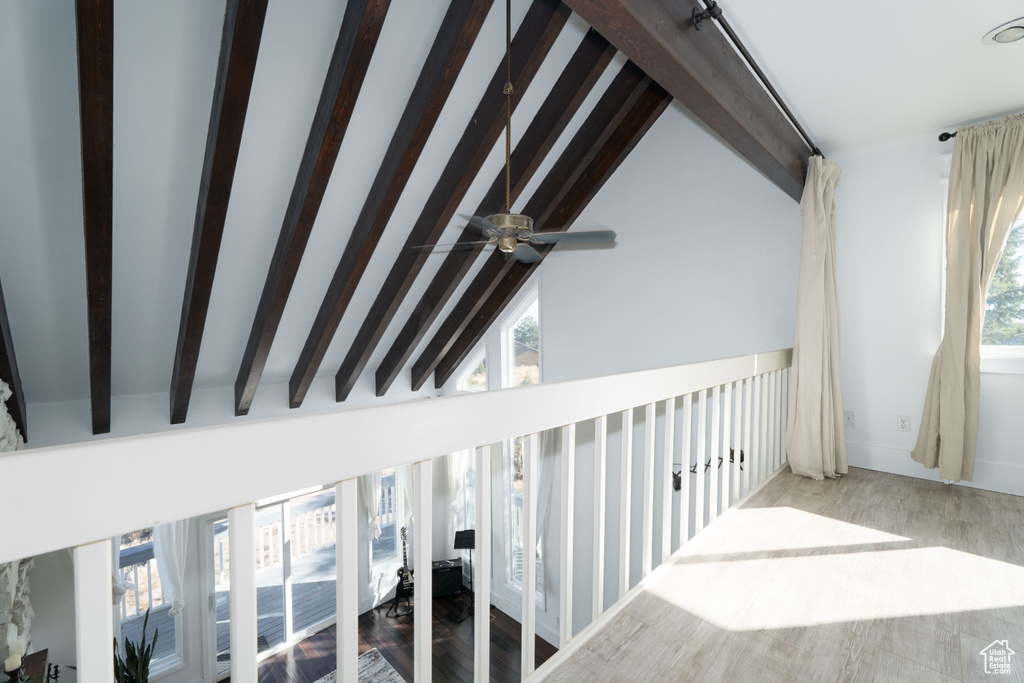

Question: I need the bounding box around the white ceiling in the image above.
[0,0,1022,415]
[723,0,1024,151]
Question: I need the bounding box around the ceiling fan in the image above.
[413,0,617,264]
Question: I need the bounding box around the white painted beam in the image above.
[74,539,114,683]
[618,409,633,598]
[474,445,492,683]
[336,480,358,683]
[414,459,433,682]
[709,385,720,523]
[559,424,576,646]
[0,349,792,565]
[695,391,707,533]
[522,432,539,679]
[679,394,692,546]
[592,414,607,619]
[661,397,675,562]
[641,403,655,578]
[228,504,257,683]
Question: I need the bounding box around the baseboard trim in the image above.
[846,440,1024,497]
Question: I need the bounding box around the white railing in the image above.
[0,348,792,683]
[117,544,168,620]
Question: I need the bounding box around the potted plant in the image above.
[113,609,158,683]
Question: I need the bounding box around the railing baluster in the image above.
[413,460,433,682]
[709,385,720,523]
[661,397,675,562]
[228,503,257,683]
[74,539,114,683]
[722,382,733,511]
[335,479,358,683]
[752,375,762,485]
[282,501,294,641]
[146,560,154,610]
[732,382,742,503]
[743,378,752,495]
[768,371,777,473]
[592,414,607,619]
[695,391,707,533]
[679,394,692,546]
[475,445,492,682]
[619,409,633,598]
[257,525,264,570]
[559,424,576,646]
[641,403,655,578]
[522,432,539,679]
[781,368,790,465]
[132,566,140,616]
[776,370,784,469]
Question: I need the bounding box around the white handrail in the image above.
[0,348,791,565]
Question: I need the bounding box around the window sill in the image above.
[981,347,1024,374]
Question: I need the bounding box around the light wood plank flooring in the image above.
[543,466,1024,682]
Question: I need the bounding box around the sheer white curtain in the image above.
[359,471,384,542]
[787,155,848,480]
[447,450,471,549]
[397,464,414,530]
[153,521,189,616]
[912,112,1024,481]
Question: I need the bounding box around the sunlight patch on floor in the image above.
[645,509,1024,632]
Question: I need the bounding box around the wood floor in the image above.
[542,466,1024,683]
[243,591,557,682]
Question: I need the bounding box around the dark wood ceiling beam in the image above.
[170,0,269,425]
[234,0,391,416]
[434,78,671,387]
[75,0,113,435]
[287,0,493,409]
[409,60,652,392]
[562,0,809,201]
[373,28,615,397]
[0,278,27,442]
[332,0,571,402]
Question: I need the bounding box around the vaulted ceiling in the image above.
[1,0,1020,441]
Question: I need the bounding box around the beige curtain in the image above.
[912,112,1024,482]
[787,155,848,480]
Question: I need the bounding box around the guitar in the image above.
[396,526,414,599]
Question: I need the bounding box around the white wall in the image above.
[465,99,803,642]
[832,133,1024,495]
[541,99,801,382]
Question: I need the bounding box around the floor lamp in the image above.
[454,529,475,623]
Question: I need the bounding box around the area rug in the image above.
[312,648,405,683]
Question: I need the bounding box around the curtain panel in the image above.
[787,156,848,480]
[153,520,190,616]
[912,112,1024,481]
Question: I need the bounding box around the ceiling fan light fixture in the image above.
[982,18,1024,44]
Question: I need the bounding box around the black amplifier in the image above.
[432,558,463,596]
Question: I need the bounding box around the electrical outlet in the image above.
[844,410,856,427]
[897,415,911,432]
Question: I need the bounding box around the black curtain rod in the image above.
[694,0,823,158]
[939,131,957,142]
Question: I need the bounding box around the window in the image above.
[372,468,398,566]
[508,299,540,387]
[456,347,487,392]
[117,528,181,672]
[500,290,542,590]
[982,217,1024,347]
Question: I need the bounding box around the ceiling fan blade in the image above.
[457,214,497,234]
[514,243,541,263]
[411,239,493,251]
[530,229,617,244]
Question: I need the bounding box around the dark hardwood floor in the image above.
[236,591,558,683]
